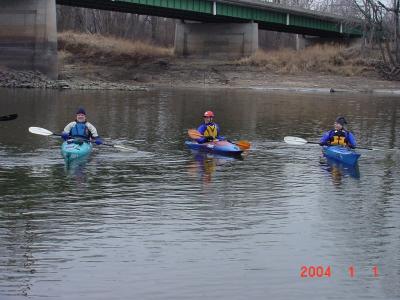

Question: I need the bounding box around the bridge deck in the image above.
[57,0,361,37]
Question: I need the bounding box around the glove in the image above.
[95,137,103,145]
[206,136,214,142]
[61,132,69,141]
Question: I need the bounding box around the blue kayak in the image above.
[61,140,93,162]
[322,145,360,165]
[185,140,243,156]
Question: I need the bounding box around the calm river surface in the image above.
[1,88,400,300]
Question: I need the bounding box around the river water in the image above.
[0,88,400,300]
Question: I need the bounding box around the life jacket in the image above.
[70,122,90,139]
[330,130,348,146]
[203,123,218,139]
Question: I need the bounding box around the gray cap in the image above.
[335,116,347,126]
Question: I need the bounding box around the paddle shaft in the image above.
[321,142,373,151]
[29,126,135,151]
[285,136,374,151]
[318,142,372,151]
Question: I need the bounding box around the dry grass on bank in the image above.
[58,31,173,66]
[238,45,378,76]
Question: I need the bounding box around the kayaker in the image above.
[61,108,103,145]
[319,116,356,148]
[197,111,224,143]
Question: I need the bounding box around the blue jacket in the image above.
[197,122,224,143]
[320,129,357,148]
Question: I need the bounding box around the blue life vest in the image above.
[70,122,90,139]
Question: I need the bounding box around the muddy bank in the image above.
[60,57,400,94]
[1,58,400,94]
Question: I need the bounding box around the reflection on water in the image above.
[320,156,361,185]
[1,88,400,300]
[64,155,91,184]
[186,151,242,184]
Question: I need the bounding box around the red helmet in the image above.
[203,111,215,118]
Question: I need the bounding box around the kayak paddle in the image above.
[0,114,18,121]
[284,136,375,151]
[28,126,135,151]
[187,129,251,150]
[29,126,60,137]
[284,136,320,146]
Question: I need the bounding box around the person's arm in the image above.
[86,122,102,144]
[196,124,208,143]
[61,122,75,140]
[86,122,99,138]
[346,132,357,148]
[63,122,75,134]
[319,131,331,146]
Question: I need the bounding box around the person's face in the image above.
[76,113,86,122]
[334,122,343,130]
[204,116,212,123]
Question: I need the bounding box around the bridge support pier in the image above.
[174,22,258,58]
[0,0,58,79]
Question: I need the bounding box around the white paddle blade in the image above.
[29,127,54,136]
[284,136,308,145]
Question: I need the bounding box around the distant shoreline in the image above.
[1,31,400,94]
[1,64,400,96]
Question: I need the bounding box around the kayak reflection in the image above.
[187,151,243,183]
[320,156,360,184]
[64,154,91,184]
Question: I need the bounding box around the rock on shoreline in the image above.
[0,69,63,89]
[0,69,148,91]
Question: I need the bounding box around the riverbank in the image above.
[1,31,400,94]
[60,58,400,94]
[2,59,399,94]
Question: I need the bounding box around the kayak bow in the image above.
[61,140,93,163]
[322,145,360,166]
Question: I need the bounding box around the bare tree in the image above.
[352,0,400,79]
[56,5,176,46]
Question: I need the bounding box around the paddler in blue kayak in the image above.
[319,116,357,148]
[197,110,224,143]
[61,108,103,145]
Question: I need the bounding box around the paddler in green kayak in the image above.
[196,110,225,144]
[61,108,103,145]
[319,116,357,148]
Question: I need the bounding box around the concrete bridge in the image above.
[0,0,361,79]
